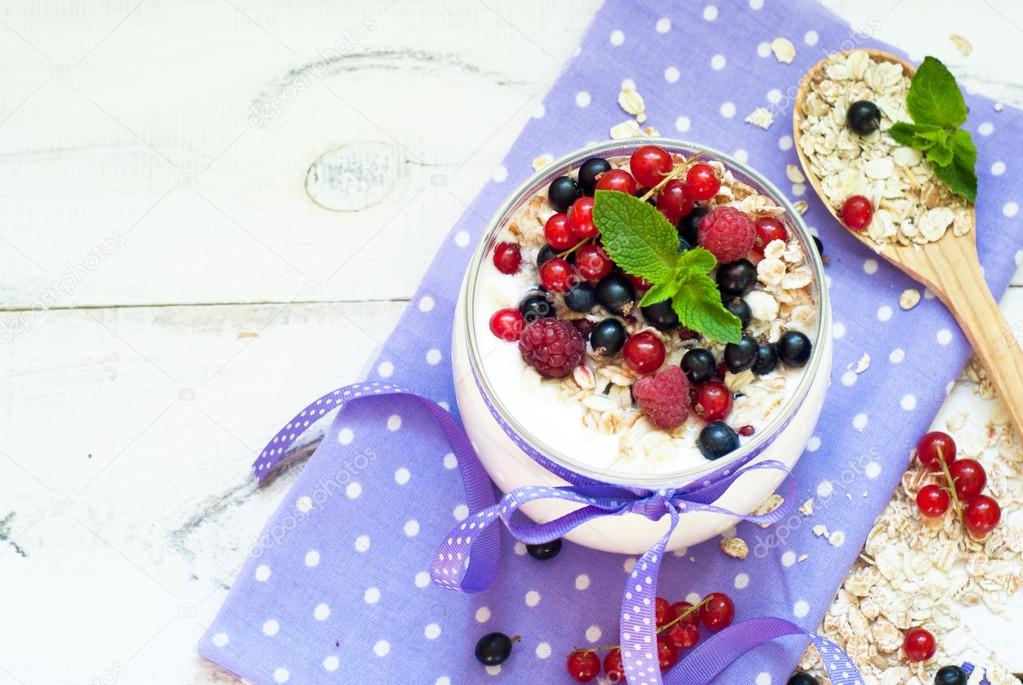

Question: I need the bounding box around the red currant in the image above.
[694,381,732,422]
[685,163,721,201]
[576,244,613,281]
[915,484,950,518]
[657,636,678,672]
[568,197,597,240]
[666,622,699,650]
[489,308,525,342]
[539,257,575,293]
[754,216,788,251]
[595,168,638,195]
[738,425,755,437]
[493,241,521,274]
[544,213,577,250]
[669,601,699,627]
[656,179,694,223]
[623,332,666,373]
[654,596,671,627]
[567,650,600,682]
[700,592,734,632]
[840,195,874,231]
[903,627,936,662]
[603,648,625,684]
[630,145,674,188]
[917,431,957,471]
[964,494,1001,538]
[948,459,986,501]
[626,274,651,294]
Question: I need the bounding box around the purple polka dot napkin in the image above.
[199,1,1023,683]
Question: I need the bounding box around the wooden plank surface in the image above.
[2,1,1023,683]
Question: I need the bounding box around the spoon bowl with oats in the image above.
[793,48,1023,429]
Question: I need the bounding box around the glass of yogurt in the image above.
[451,139,831,554]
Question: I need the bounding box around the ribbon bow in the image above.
[253,382,865,685]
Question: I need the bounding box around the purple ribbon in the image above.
[252,382,864,685]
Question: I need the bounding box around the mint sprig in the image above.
[593,190,742,343]
[886,56,977,202]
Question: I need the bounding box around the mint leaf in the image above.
[670,274,742,344]
[593,190,680,284]
[907,56,968,128]
[638,280,677,308]
[932,129,978,202]
[926,137,954,166]
[673,245,717,274]
[888,122,944,150]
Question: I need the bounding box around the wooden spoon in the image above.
[793,49,1023,430]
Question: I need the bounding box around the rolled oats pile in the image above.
[801,368,1023,685]
[797,50,972,247]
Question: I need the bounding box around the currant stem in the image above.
[558,236,593,259]
[637,152,707,203]
[935,445,963,520]
[571,597,711,653]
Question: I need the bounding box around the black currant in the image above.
[678,206,707,246]
[698,421,740,460]
[776,331,812,367]
[578,157,612,194]
[564,283,598,312]
[590,319,627,357]
[537,245,558,267]
[846,100,881,135]
[681,348,717,385]
[725,297,751,329]
[786,674,819,685]
[812,235,824,258]
[526,538,561,560]
[641,299,679,331]
[752,344,778,375]
[595,273,636,316]
[519,293,553,323]
[475,632,515,666]
[933,665,968,685]
[547,176,582,213]
[716,259,756,298]
[724,335,758,373]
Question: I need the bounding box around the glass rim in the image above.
[462,138,831,488]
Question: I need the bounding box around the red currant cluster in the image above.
[565,592,735,683]
[914,431,1001,539]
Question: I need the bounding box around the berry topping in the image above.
[578,157,612,195]
[738,424,755,436]
[595,168,638,195]
[678,205,707,245]
[917,431,957,471]
[525,538,561,560]
[681,348,717,385]
[716,259,757,298]
[537,244,558,267]
[568,196,598,240]
[776,331,813,367]
[590,319,627,357]
[633,366,690,429]
[657,637,678,672]
[567,651,600,682]
[630,145,673,188]
[603,649,625,684]
[752,344,779,375]
[841,195,874,231]
[694,381,732,422]
[656,179,694,223]
[519,292,554,323]
[596,273,636,316]
[847,100,881,135]
[475,632,516,665]
[493,241,521,274]
[948,458,986,501]
[548,175,582,213]
[641,299,680,331]
[539,257,576,292]
[916,483,950,517]
[489,308,525,341]
[685,163,721,201]
[697,206,756,263]
[623,331,667,373]
[575,243,613,281]
[544,213,577,250]
[724,334,758,373]
[903,627,936,662]
[518,319,585,378]
[699,592,734,631]
[564,282,598,312]
[754,216,789,251]
[724,297,751,329]
[964,494,1000,538]
[934,665,968,685]
[626,273,652,294]
[699,421,740,460]
[787,673,819,685]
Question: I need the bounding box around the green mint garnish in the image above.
[593,190,742,343]
[886,56,977,202]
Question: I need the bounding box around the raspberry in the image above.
[632,366,690,429]
[518,319,585,378]
[697,207,756,263]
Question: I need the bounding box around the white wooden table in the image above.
[1,1,1021,683]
